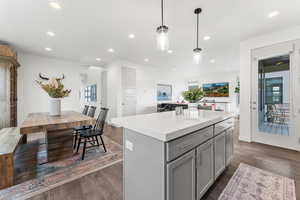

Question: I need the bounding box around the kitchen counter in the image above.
[111,110,233,141]
[111,110,235,200]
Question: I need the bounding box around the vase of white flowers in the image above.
[36,73,71,116]
[49,98,61,116]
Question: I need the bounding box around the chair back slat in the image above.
[82,105,89,115]
[87,106,97,118]
[94,108,109,133]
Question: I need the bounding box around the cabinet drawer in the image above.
[166,126,213,162]
[214,118,234,136]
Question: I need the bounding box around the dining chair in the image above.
[76,107,109,160]
[82,105,89,115]
[73,106,97,149]
[87,106,97,118]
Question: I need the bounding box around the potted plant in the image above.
[182,88,204,109]
[36,73,71,116]
[235,81,240,105]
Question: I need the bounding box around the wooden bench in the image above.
[0,127,22,189]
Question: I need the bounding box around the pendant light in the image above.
[193,8,202,64]
[156,0,169,51]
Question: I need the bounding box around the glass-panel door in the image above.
[251,41,299,150]
[258,55,290,136]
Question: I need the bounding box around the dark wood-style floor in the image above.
[25,123,300,200]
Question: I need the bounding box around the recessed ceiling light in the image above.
[210,59,215,63]
[49,1,62,10]
[203,36,211,41]
[144,58,149,62]
[108,48,114,53]
[47,31,56,37]
[268,11,280,18]
[96,58,101,61]
[128,34,135,39]
[45,47,53,51]
[167,50,173,54]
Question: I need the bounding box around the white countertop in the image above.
[111,110,233,142]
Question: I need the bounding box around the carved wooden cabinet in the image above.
[0,44,19,127]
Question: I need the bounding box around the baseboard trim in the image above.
[239,135,251,143]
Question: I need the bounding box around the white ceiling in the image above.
[0,0,300,72]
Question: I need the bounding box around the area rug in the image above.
[218,163,296,200]
[0,136,123,200]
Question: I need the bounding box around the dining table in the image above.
[20,111,95,163]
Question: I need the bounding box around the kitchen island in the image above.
[112,110,234,200]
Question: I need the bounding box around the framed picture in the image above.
[157,84,172,101]
[203,82,229,97]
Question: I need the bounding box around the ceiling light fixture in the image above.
[210,59,215,63]
[144,58,149,62]
[167,50,173,54]
[193,8,203,65]
[96,58,101,61]
[203,36,211,41]
[268,10,280,18]
[47,31,56,37]
[108,48,114,53]
[49,1,62,10]
[45,47,53,51]
[156,0,169,51]
[128,34,135,39]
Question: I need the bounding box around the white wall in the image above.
[165,71,240,113]
[17,53,92,124]
[104,60,170,121]
[240,25,300,149]
[80,66,103,116]
[105,59,240,122]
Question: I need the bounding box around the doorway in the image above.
[251,41,299,150]
[121,67,137,116]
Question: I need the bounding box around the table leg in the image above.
[21,134,27,144]
[46,129,73,162]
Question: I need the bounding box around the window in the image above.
[84,84,97,102]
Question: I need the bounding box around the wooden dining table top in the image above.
[20,111,96,135]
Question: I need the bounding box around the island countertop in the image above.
[111,110,233,142]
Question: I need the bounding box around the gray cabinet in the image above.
[214,132,226,179]
[167,150,196,200]
[226,128,234,166]
[196,139,214,200]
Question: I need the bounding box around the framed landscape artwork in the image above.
[203,82,229,97]
[157,84,172,101]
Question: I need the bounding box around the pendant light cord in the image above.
[161,0,164,26]
[196,12,199,48]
